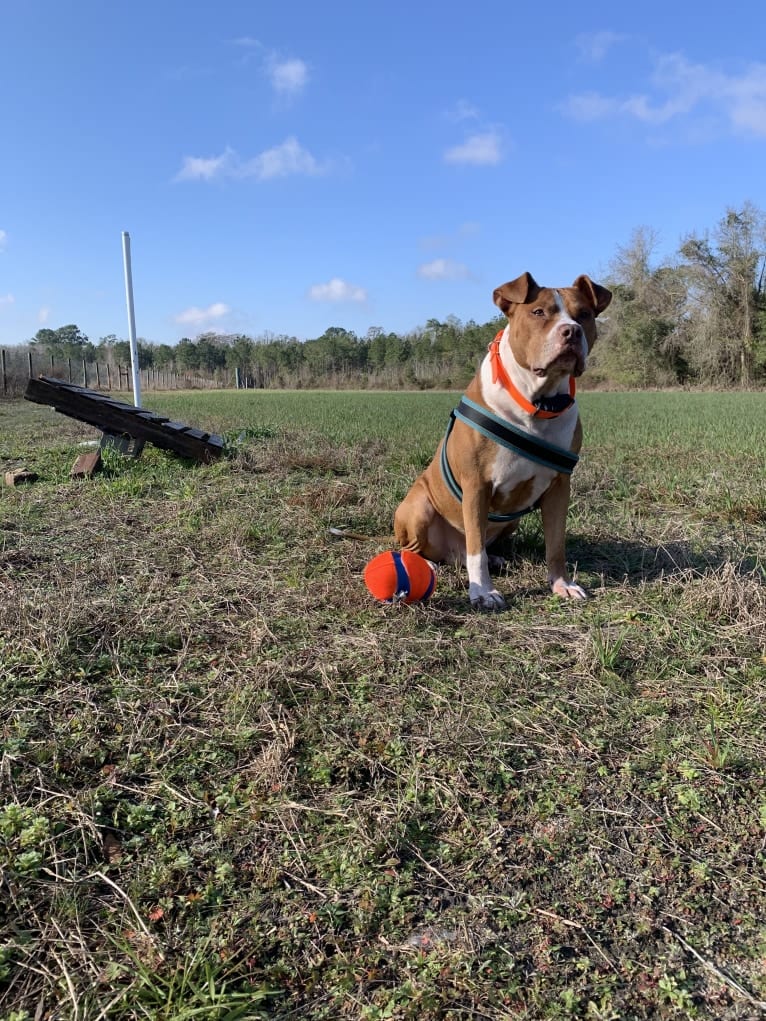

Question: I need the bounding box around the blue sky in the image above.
[1,0,765,347]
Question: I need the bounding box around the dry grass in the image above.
[1,392,765,1020]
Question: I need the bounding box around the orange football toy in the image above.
[363,550,436,604]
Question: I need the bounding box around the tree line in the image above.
[21,203,766,391]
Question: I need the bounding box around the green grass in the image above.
[1,389,765,1020]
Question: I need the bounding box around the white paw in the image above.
[469,584,507,611]
[550,578,588,600]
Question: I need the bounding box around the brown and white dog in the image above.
[394,272,612,610]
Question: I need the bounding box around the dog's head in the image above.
[493,272,612,379]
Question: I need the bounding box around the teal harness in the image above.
[439,396,579,523]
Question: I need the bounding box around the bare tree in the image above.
[679,203,766,386]
[596,227,689,387]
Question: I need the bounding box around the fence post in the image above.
[1,349,6,394]
[50,353,54,375]
[67,358,72,383]
[83,359,87,387]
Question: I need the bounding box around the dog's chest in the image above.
[488,416,576,502]
[490,447,555,500]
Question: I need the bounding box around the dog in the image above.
[394,272,612,610]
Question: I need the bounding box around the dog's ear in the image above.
[572,274,612,314]
[493,272,540,315]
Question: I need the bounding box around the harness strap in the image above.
[440,413,536,523]
[455,397,579,475]
[439,397,579,523]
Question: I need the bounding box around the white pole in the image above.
[121,231,142,407]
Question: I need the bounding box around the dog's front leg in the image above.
[539,475,587,600]
[462,486,506,611]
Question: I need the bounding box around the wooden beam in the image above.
[24,377,224,463]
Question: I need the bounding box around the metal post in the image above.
[121,231,142,407]
[1,349,6,394]
[28,351,33,378]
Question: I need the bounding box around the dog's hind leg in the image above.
[486,521,521,573]
[394,482,437,557]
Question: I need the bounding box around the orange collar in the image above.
[488,330,575,419]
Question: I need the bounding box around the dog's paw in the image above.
[550,577,588,600]
[469,584,507,611]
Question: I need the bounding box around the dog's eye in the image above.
[532,307,545,317]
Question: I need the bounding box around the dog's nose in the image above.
[558,322,582,344]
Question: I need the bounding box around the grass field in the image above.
[1,388,765,1020]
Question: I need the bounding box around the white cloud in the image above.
[0,229,7,250]
[575,30,627,63]
[444,131,502,166]
[731,89,766,135]
[0,293,14,307]
[267,57,308,97]
[175,302,231,326]
[417,259,471,281]
[230,40,308,98]
[243,137,323,179]
[307,278,367,303]
[174,148,235,182]
[175,138,329,182]
[560,91,620,121]
[561,53,766,138]
[38,306,50,324]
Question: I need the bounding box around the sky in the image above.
[1,0,765,347]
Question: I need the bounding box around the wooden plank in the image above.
[24,377,224,463]
[5,468,38,486]
[135,412,170,423]
[71,451,102,478]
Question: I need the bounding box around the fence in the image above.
[0,348,228,398]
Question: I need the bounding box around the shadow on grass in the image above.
[485,523,763,590]
[513,531,762,587]
[570,534,762,585]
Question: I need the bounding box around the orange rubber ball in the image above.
[363,550,436,604]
